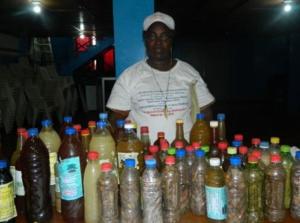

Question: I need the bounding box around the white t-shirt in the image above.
[106,59,215,143]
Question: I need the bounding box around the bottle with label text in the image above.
[291,151,300,220]
[140,126,151,154]
[171,119,188,147]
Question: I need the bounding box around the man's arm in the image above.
[108,108,130,131]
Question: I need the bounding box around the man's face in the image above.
[144,22,174,62]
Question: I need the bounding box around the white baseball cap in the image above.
[143,12,175,31]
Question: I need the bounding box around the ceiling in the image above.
[0,0,300,38]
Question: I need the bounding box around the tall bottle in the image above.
[185,145,195,176]
[161,156,180,223]
[205,157,227,223]
[171,119,188,147]
[190,113,211,146]
[58,127,85,223]
[99,112,114,136]
[98,162,119,223]
[114,119,125,143]
[291,151,300,220]
[217,113,227,143]
[270,137,280,155]
[84,151,101,223]
[225,156,247,223]
[20,128,52,222]
[59,116,73,139]
[0,160,17,223]
[39,119,62,207]
[141,159,163,223]
[140,126,151,154]
[265,154,286,222]
[245,155,264,223]
[81,129,90,153]
[190,150,207,216]
[120,159,141,223]
[88,120,96,136]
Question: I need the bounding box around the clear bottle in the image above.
[88,120,96,136]
[238,146,248,169]
[260,141,270,167]
[99,112,114,136]
[291,151,300,220]
[280,145,294,209]
[234,134,244,145]
[270,137,280,155]
[205,157,227,222]
[141,159,163,223]
[217,113,227,143]
[120,159,141,223]
[149,145,161,171]
[222,146,237,172]
[185,145,195,176]
[171,119,189,147]
[190,150,207,216]
[265,154,286,222]
[161,156,180,223]
[98,162,119,223]
[59,116,73,139]
[176,149,189,215]
[73,124,82,140]
[208,121,220,159]
[81,128,90,153]
[84,151,101,223]
[249,138,261,153]
[20,128,52,222]
[245,155,264,223]
[154,132,169,150]
[190,113,211,146]
[218,141,228,164]
[114,119,125,143]
[140,126,151,154]
[159,140,169,169]
[225,156,247,223]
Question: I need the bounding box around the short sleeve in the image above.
[194,73,215,108]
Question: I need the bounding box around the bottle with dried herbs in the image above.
[120,159,141,223]
[265,154,286,222]
[185,145,195,177]
[225,156,247,223]
[141,159,163,223]
[190,113,211,146]
[98,162,119,223]
[269,137,280,155]
[238,146,248,169]
[161,156,179,223]
[217,113,227,144]
[291,151,300,220]
[140,126,151,154]
[114,119,125,143]
[149,145,161,171]
[190,150,207,216]
[260,141,270,167]
[159,140,169,169]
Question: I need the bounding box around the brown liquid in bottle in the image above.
[171,119,188,147]
[190,113,211,146]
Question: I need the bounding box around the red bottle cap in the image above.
[17,128,27,134]
[234,134,244,141]
[252,150,262,159]
[73,124,82,132]
[160,139,169,151]
[140,126,149,134]
[144,154,154,160]
[218,142,228,150]
[251,138,261,145]
[88,121,96,127]
[88,151,99,160]
[185,145,194,153]
[157,132,165,138]
[101,162,112,172]
[192,142,201,149]
[81,128,90,136]
[149,145,159,154]
[271,154,281,163]
[165,156,175,165]
[175,141,184,149]
[248,155,258,164]
[22,131,29,139]
[239,146,248,155]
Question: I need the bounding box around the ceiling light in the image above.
[32,1,42,14]
[284,4,292,12]
[80,23,84,31]
[92,36,96,46]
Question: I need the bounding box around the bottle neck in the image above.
[175,123,184,140]
[218,121,226,141]
[211,127,218,146]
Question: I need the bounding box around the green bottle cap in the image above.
[167,148,176,155]
[280,145,291,153]
[227,147,237,155]
[201,145,209,153]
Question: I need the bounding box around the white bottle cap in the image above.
[124,123,134,129]
[210,121,218,128]
[209,158,221,166]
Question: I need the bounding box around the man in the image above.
[107,12,215,142]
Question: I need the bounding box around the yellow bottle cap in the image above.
[176,119,183,124]
[227,147,237,155]
[270,137,280,144]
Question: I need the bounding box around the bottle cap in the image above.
[252,150,262,159]
[88,151,99,160]
[17,128,27,134]
[209,158,220,166]
[96,121,106,128]
[248,155,258,164]
[167,148,176,155]
[175,141,184,149]
[270,154,281,163]
[88,120,96,127]
[73,124,82,133]
[149,145,159,154]
[227,147,237,155]
[125,159,135,168]
[234,134,244,142]
[81,128,90,136]
[28,128,38,137]
[140,126,149,134]
[251,138,261,145]
[144,154,154,160]
[124,123,134,130]
[65,127,76,136]
[201,145,209,153]
[218,142,228,150]
[145,159,156,168]
[195,149,205,158]
[176,149,186,158]
[41,119,52,127]
[192,142,201,149]
[160,140,169,151]
[295,151,300,160]
[196,113,205,120]
[260,141,269,150]
[239,146,248,155]
[63,116,72,123]
[232,140,242,148]
[230,156,241,166]
[217,113,225,121]
[165,156,175,165]
[101,162,113,172]
[210,120,218,128]
[116,119,125,128]
[99,112,108,120]
[22,131,29,139]
[185,145,194,153]
[0,160,7,169]
[270,137,280,144]
[157,132,165,138]
[280,145,291,153]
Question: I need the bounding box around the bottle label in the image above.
[0,182,17,221]
[118,152,140,169]
[49,152,57,186]
[205,185,227,220]
[15,170,25,196]
[58,156,83,201]
[9,166,16,197]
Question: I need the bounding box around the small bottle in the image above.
[205,157,227,222]
[225,156,247,223]
[171,119,188,147]
[141,159,163,223]
[140,126,151,154]
[159,140,169,168]
[59,116,73,139]
[190,113,211,146]
[217,113,227,143]
[260,141,270,167]
[154,132,168,149]
[222,146,237,172]
[149,145,161,170]
[88,120,96,135]
[114,119,125,142]
[120,159,141,223]
[291,151,300,220]
[99,112,114,135]
[190,150,207,216]
[249,138,261,153]
[265,154,286,222]
[81,129,91,153]
[270,137,280,155]
[98,162,119,223]
[238,146,248,169]
[161,156,180,223]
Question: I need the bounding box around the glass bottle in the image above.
[140,126,151,154]
[217,113,227,143]
[81,128,90,153]
[73,124,82,140]
[88,120,96,136]
[154,132,169,150]
[171,119,188,147]
[190,113,211,146]
[114,119,125,143]
[222,146,237,172]
[59,116,73,139]
[238,146,248,169]
[175,141,184,150]
[218,141,228,164]
[99,112,114,136]
[249,138,261,153]
[270,137,280,155]
[208,121,220,159]
[260,141,270,167]
[291,151,300,220]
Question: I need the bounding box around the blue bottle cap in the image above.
[260,141,270,150]
[295,151,300,160]
[0,160,7,169]
[217,113,225,121]
[99,113,108,120]
[176,149,186,158]
[96,120,107,128]
[125,159,135,168]
[65,127,76,135]
[232,140,242,147]
[195,149,205,158]
[116,119,125,128]
[28,128,38,137]
[230,156,241,166]
[63,116,72,123]
[145,159,156,168]
[196,113,205,120]
[41,119,52,127]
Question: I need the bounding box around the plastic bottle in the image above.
[245,155,264,223]
[190,113,211,146]
[185,145,195,176]
[280,145,293,209]
[234,134,244,145]
[88,120,96,136]
[114,119,125,142]
[159,140,169,168]
[59,116,73,139]
[171,119,189,147]
[58,127,85,222]
[175,141,184,151]
[10,128,27,168]
[73,124,82,140]
[192,142,201,150]
[225,156,247,223]
[84,151,101,223]
[291,151,300,220]
[141,159,163,223]
[222,146,237,172]
[249,138,261,153]
[20,128,52,222]
[217,113,227,143]
[238,146,248,169]
[190,150,207,216]
[210,121,219,146]
[218,141,228,164]
[265,154,286,222]
[140,126,151,154]
[80,128,90,153]
[259,141,270,167]
[270,137,280,155]
[99,112,114,135]
[149,145,161,171]
[176,149,189,215]
[168,148,176,156]
[154,132,169,150]
[120,159,141,223]
[54,163,61,213]
[161,156,180,223]
[202,145,210,160]
[39,119,62,206]
[205,157,227,222]
[98,162,119,223]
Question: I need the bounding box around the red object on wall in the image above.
[103,48,114,72]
